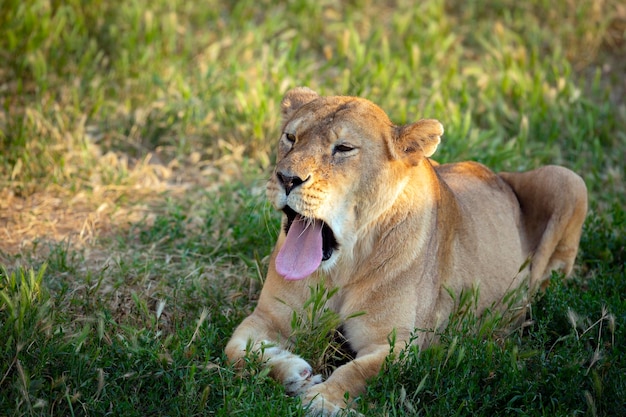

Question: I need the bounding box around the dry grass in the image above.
[0,147,253,258]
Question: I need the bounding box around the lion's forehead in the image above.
[287,97,392,142]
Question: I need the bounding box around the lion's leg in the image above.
[499,166,587,290]
[530,208,586,290]
[226,262,326,395]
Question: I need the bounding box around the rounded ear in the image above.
[281,87,319,122]
[395,119,444,165]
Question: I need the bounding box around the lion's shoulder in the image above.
[434,161,497,181]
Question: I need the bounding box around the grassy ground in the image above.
[1,0,625,415]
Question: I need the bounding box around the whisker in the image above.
[297,216,318,238]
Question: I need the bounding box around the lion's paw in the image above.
[302,384,363,417]
[265,347,322,396]
[303,395,342,417]
[282,358,322,396]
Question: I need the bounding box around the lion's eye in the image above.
[284,133,296,143]
[333,144,355,154]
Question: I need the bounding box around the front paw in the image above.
[266,349,322,396]
[283,360,323,396]
[302,394,342,417]
[302,384,355,417]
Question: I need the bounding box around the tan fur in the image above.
[225,88,588,415]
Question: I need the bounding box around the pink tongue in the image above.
[275,217,323,281]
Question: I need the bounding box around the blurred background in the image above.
[0,1,624,415]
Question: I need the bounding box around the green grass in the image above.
[1,0,625,415]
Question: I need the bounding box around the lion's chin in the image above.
[283,205,338,262]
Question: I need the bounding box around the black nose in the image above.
[276,172,308,195]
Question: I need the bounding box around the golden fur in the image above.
[225,87,588,415]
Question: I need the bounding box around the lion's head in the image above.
[267,87,444,280]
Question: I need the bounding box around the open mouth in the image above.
[274,205,339,281]
[283,206,338,261]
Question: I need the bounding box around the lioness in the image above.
[226,87,587,415]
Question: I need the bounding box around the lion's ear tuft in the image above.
[281,87,319,122]
[396,119,443,164]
